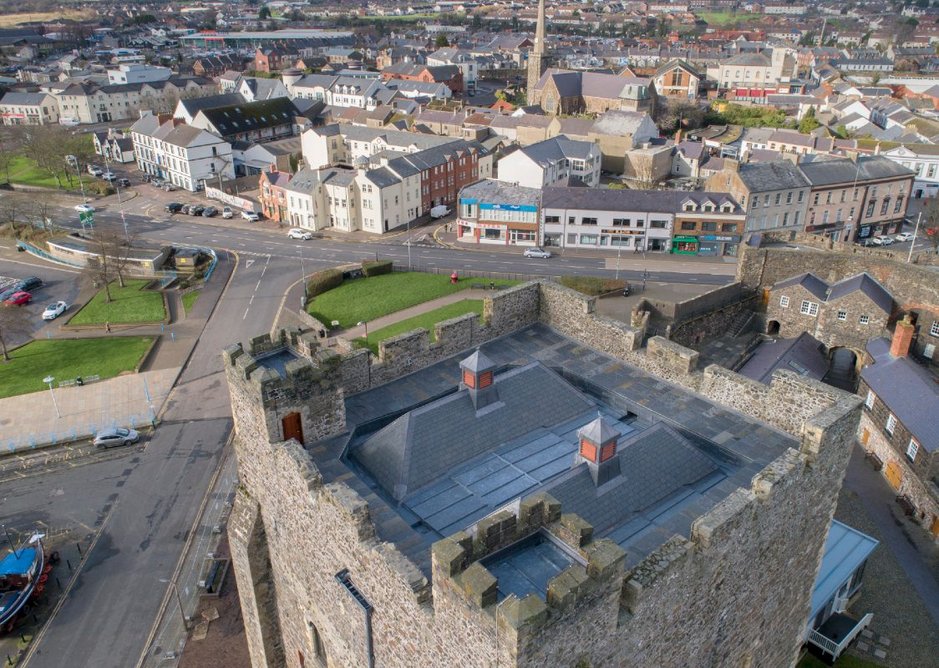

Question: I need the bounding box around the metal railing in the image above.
[3,409,156,455]
[807,612,874,660]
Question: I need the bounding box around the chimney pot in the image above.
[890,315,915,358]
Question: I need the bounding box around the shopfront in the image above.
[671,235,699,254]
[698,233,741,256]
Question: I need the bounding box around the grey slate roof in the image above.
[513,136,595,166]
[579,416,620,445]
[541,186,738,214]
[862,338,939,452]
[353,362,593,501]
[737,161,810,193]
[771,273,831,301]
[0,92,51,106]
[772,272,894,314]
[797,155,914,187]
[738,332,829,385]
[459,179,541,206]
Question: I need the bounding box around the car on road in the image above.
[287,228,314,240]
[895,232,915,242]
[42,301,68,320]
[93,427,139,448]
[59,117,80,127]
[3,291,31,306]
[241,210,260,222]
[165,202,183,214]
[74,203,95,214]
[117,178,130,188]
[101,171,116,181]
[222,206,233,219]
[875,235,895,245]
[15,276,42,292]
[202,206,218,217]
[523,247,552,259]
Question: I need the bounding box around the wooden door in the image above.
[860,429,870,446]
[930,515,939,539]
[884,460,902,491]
[282,412,304,445]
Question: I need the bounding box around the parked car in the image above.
[117,178,130,188]
[222,207,233,219]
[87,165,103,177]
[895,232,915,242]
[15,276,42,292]
[3,291,31,306]
[59,117,80,127]
[165,202,183,214]
[74,203,95,214]
[202,206,218,217]
[0,287,19,302]
[42,301,68,320]
[241,210,260,222]
[179,204,192,215]
[523,247,552,259]
[93,427,139,448]
[101,171,116,181]
[287,228,313,240]
[151,178,165,188]
[163,183,176,192]
[875,235,895,246]
[190,205,205,216]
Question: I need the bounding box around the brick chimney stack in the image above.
[577,416,621,487]
[890,315,915,358]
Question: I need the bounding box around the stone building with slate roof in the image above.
[224,278,863,668]
[530,68,655,116]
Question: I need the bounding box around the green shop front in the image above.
[671,234,740,257]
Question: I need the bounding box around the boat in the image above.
[0,534,47,631]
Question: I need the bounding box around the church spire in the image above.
[526,0,547,105]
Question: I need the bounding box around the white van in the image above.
[430,205,451,219]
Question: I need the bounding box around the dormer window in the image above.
[683,202,696,211]
[720,203,733,212]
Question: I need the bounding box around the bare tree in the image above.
[29,199,56,232]
[14,125,71,189]
[0,139,13,185]
[0,304,31,361]
[0,196,22,236]
[82,223,137,297]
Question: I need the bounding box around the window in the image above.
[701,221,717,231]
[859,315,870,325]
[650,219,668,229]
[786,191,792,204]
[612,218,629,226]
[813,193,820,206]
[308,622,326,663]
[837,310,847,321]
[775,193,781,205]
[906,439,919,463]
[545,215,560,224]
[798,191,804,203]
[780,296,790,308]
[722,223,737,232]
[865,390,875,409]
[581,217,597,226]
[930,321,939,337]
[681,221,696,231]
[886,413,896,435]
[800,300,819,316]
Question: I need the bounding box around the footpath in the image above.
[0,251,235,455]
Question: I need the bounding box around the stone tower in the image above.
[526,0,547,104]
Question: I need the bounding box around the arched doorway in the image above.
[824,348,859,392]
[767,320,780,336]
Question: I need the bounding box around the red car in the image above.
[3,291,31,306]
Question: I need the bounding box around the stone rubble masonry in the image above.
[225,277,863,668]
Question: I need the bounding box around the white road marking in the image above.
[243,307,250,319]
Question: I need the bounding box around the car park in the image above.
[523,247,552,259]
[15,276,42,292]
[74,203,95,213]
[241,210,260,221]
[42,301,68,320]
[3,291,31,306]
[222,207,233,219]
[202,206,218,217]
[101,171,116,181]
[93,427,139,448]
[0,287,19,302]
[895,232,914,242]
[117,178,130,188]
[163,183,176,192]
[287,228,313,240]
[165,202,183,214]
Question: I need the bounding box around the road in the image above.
[5,194,735,667]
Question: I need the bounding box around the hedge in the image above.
[307,268,344,297]
[559,275,627,296]
[361,260,393,277]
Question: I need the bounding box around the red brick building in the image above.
[380,63,464,94]
[254,47,297,74]
[258,170,292,222]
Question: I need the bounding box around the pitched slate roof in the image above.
[797,155,914,186]
[862,338,939,452]
[771,273,831,301]
[826,274,894,314]
[196,97,300,135]
[737,160,810,192]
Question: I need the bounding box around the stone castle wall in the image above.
[225,277,862,668]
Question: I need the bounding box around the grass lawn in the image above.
[0,337,153,398]
[359,300,484,353]
[307,272,517,329]
[697,10,762,25]
[797,653,883,668]
[5,155,61,189]
[181,290,201,314]
[70,280,166,325]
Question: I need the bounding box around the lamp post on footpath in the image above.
[43,375,60,418]
[907,211,922,264]
[103,152,129,240]
[159,578,189,631]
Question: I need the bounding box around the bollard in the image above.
[171,331,176,342]
[56,576,62,589]
[66,559,72,571]
[76,542,82,556]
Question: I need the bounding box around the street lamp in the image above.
[43,375,60,419]
[908,211,922,264]
[103,152,129,240]
[159,578,189,631]
[299,248,307,308]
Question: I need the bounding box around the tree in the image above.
[0,195,22,236]
[0,140,13,185]
[435,34,450,48]
[258,5,271,20]
[0,304,30,362]
[82,223,138,301]
[655,100,704,134]
[798,107,821,134]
